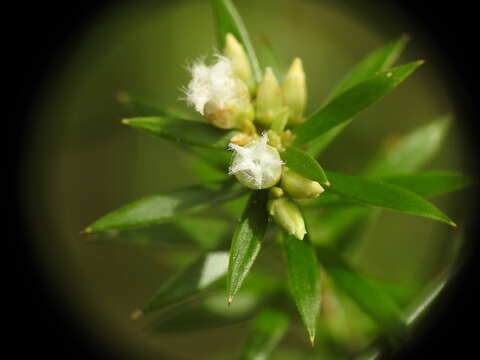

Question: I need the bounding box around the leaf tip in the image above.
[228,296,233,305]
[121,118,131,125]
[324,181,331,187]
[309,335,315,347]
[80,227,92,235]
[450,221,458,228]
[130,309,143,321]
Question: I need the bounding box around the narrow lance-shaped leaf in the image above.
[325,171,456,226]
[293,61,423,146]
[354,230,465,360]
[280,147,330,185]
[282,232,321,344]
[379,171,473,198]
[136,251,229,317]
[307,35,410,155]
[83,180,246,233]
[117,91,194,119]
[364,116,451,177]
[212,0,262,82]
[241,308,289,360]
[315,246,407,342]
[122,116,238,150]
[227,190,269,304]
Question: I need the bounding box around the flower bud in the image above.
[269,186,284,199]
[280,167,324,199]
[267,197,306,240]
[256,68,283,128]
[224,33,256,95]
[204,80,253,129]
[229,134,283,189]
[282,58,307,126]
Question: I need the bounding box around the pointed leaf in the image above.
[280,147,329,185]
[117,91,194,119]
[364,116,451,176]
[84,180,246,233]
[227,190,269,303]
[328,35,410,102]
[140,251,229,314]
[122,116,238,149]
[307,35,410,155]
[379,171,473,198]
[325,171,456,226]
[212,0,261,82]
[316,246,406,339]
[293,61,423,146]
[241,308,289,360]
[282,233,321,343]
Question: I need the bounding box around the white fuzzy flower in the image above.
[184,55,245,116]
[229,134,284,189]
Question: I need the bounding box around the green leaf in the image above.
[282,233,321,344]
[379,171,473,198]
[241,308,289,360]
[84,180,246,233]
[328,35,409,102]
[307,35,409,155]
[117,91,194,119]
[325,171,456,226]
[364,116,451,177]
[316,246,406,340]
[228,191,269,303]
[139,251,229,315]
[355,231,465,359]
[122,116,238,150]
[212,0,262,82]
[293,61,423,146]
[280,147,330,185]
[404,229,465,326]
[84,221,221,249]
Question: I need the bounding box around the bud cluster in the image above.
[184,34,322,240]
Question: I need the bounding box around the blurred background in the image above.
[18,0,476,359]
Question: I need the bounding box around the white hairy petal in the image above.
[184,55,243,115]
[229,134,284,189]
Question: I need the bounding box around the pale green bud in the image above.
[256,68,283,128]
[224,33,256,95]
[281,167,324,199]
[269,186,284,199]
[282,58,307,125]
[267,197,306,240]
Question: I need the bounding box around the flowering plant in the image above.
[82,0,471,358]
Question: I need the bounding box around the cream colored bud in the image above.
[204,80,253,129]
[267,197,306,240]
[224,33,256,95]
[256,68,283,128]
[280,167,324,199]
[282,58,307,125]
